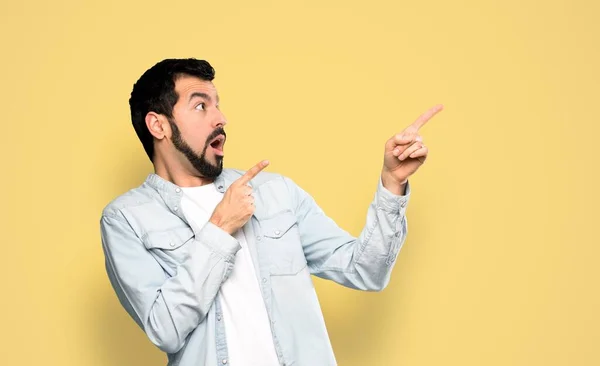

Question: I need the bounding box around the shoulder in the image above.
[223,168,310,208]
[223,168,292,188]
[101,184,156,220]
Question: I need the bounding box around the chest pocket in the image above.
[143,226,195,273]
[259,211,307,275]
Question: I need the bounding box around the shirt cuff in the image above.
[375,176,411,214]
[196,221,241,260]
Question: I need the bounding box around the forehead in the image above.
[174,75,218,100]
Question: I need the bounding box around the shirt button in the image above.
[175,188,181,193]
[218,185,224,190]
[400,201,406,208]
[262,278,267,283]
[174,206,179,211]
[256,236,262,241]
[395,232,400,238]
[222,359,228,364]
[217,314,222,321]
[169,242,175,247]
[274,230,281,236]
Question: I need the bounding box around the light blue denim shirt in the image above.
[100,169,411,366]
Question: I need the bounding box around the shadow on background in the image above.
[89,150,165,366]
[319,284,406,365]
[92,282,165,366]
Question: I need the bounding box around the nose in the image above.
[214,109,227,129]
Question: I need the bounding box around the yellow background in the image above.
[1,0,598,365]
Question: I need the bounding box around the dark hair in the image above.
[129,58,215,161]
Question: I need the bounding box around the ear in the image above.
[145,112,170,140]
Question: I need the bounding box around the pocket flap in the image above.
[145,226,195,250]
[261,212,297,238]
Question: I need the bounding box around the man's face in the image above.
[169,76,227,178]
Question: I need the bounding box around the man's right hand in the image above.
[209,160,270,235]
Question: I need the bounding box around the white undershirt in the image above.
[181,183,280,366]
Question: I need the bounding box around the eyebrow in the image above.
[188,92,220,104]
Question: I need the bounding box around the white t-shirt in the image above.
[181,183,280,366]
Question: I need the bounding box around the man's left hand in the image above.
[381,104,444,194]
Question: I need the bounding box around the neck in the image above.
[153,153,215,187]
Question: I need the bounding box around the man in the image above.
[100,58,442,366]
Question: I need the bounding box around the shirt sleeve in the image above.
[100,213,240,353]
[284,175,411,291]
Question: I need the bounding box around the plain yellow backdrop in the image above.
[1,0,598,365]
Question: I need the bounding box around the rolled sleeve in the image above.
[196,221,241,260]
[375,176,411,216]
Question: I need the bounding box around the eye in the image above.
[195,103,205,111]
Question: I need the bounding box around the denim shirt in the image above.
[100,169,411,366]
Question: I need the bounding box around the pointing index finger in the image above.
[410,104,444,131]
[237,160,270,186]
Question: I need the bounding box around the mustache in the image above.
[205,127,226,145]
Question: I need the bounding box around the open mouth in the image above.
[209,135,225,154]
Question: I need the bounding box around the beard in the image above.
[168,118,225,179]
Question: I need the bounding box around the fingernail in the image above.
[393,149,399,156]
